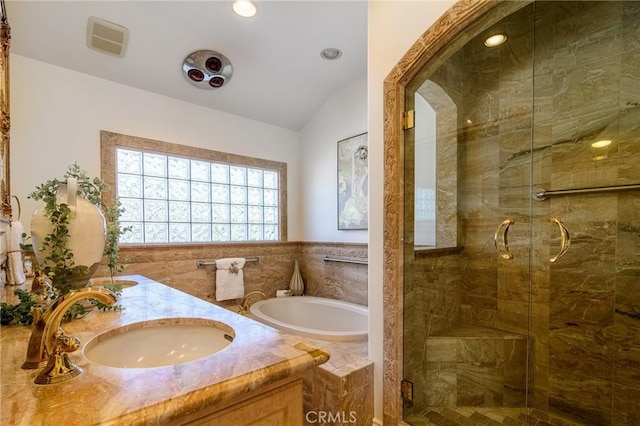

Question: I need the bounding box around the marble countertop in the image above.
[0,275,329,425]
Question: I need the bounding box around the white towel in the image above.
[215,257,246,301]
[6,221,26,285]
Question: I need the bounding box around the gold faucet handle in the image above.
[34,329,83,385]
[52,329,81,353]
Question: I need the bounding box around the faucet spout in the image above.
[22,287,117,380]
[238,291,267,315]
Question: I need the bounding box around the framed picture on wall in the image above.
[337,132,368,230]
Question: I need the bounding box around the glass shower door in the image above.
[402,2,536,423]
[529,2,640,424]
[402,1,640,424]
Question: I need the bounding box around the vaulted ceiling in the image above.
[6,1,368,130]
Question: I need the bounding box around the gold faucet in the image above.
[21,287,117,384]
[238,291,267,315]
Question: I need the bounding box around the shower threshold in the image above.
[405,407,585,425]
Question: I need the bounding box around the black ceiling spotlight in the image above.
[182,50,232,89]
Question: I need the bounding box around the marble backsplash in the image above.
[95,241,368,308]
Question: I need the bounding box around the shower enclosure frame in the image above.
[382,2,509,422]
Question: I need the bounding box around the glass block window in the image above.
[114,147,281,244]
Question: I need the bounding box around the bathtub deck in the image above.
[225,303,373,425]
[300,336,373,426]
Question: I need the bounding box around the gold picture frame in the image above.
[0,0,11,218]
[337,132,368,230]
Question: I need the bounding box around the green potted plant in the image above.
[0,289,39,325]
[100,198,131,284]
[28,162,128,294]
[1,163,129,324]
[87,197,135,309]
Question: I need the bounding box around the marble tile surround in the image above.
[214,290,373,424]
[92,241,368,310]
[383,0,640,424]
[300,337,373,426]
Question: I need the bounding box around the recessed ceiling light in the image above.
[320,48,342,61]
[484,34,507,47]
[233,0,257,18]
[591,139,612,148]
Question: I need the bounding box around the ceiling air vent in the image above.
[86,17,128,58]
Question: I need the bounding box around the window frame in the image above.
[100,130,288,244]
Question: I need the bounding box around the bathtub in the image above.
[248,296,368,341]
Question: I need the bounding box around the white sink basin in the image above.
[83,318,234,368]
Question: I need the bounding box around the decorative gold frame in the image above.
[382,0,514,423]
[337,132,369,230]
[0,0,11,218]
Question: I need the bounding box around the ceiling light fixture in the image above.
[484,34,507,47]
[233,0,258,18]
[591,139,612,148]
[183,50,233,89]
[320,48,342,61]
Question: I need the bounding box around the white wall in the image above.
[10,54,302,239]
[299,78,368,243]
[368,1,455,423]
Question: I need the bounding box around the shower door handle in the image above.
[550,217,571,263]
[494,218,514,260]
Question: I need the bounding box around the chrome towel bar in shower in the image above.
[196,257,260,268]
[533,183,640,201]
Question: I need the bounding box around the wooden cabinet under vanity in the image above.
[180,374,303,426]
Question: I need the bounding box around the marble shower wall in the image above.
[95,241,368,308]
[531,2,640,424]
[403,253,464,415]
[403,1,639,423]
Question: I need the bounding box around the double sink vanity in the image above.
[0,275,330,425]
